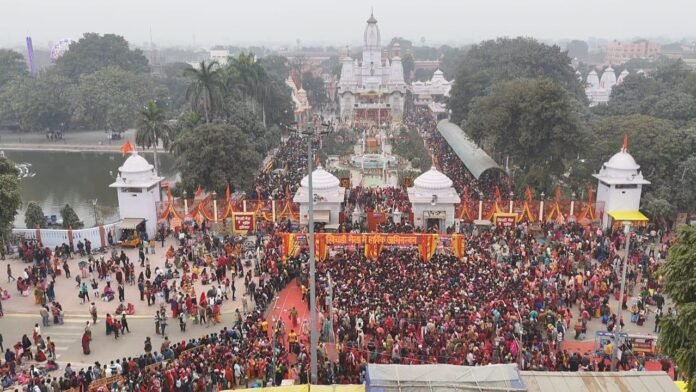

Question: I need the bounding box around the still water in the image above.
[5,150,176,228]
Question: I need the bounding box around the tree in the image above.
[60,204,83,229]
[449,37,586,125]
[25,202,46,229]
[172,123,262,194]
[72,66,163,132]
[657,226,696,391]
[401,53,415,82]
[55,33,150,80]
[465,78,588,191]
[302,71,327,108]
[136,100,171,176]
[184,61,225,123]
[225,53,271,126]
[0,49,28,92]
[0,156,21,248]
[0,70,74,131]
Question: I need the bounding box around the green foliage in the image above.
[449,37,586,125]
[401,53,414,81]
[302,71,327,108]
[60,203,82,229]
[606,60,696,124]
[318,129,355,163]
[0,156,21,245]
[0,49,28,92]
[464,78,587,191]
[24,201,46,229]
[0,70,73,131]
[393,127,432,171]
[172,123,262,195]
[55,33,150,80]
[73,66,163,132]
[657,226,696,391]
[184,61,225,123]
[136,100,171,176]
[586,115,696,214]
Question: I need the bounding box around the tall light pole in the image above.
[301,116,330,384]
[611,221,631,371]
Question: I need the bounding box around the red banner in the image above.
[232,213,255,233]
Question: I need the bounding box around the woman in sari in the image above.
[82,331,91,354]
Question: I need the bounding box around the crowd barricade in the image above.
[12,222,118,248]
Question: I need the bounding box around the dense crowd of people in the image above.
[253,136,308,200]
[311,221,669,383]
[404,106,511,199]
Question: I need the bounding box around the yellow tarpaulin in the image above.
[312,385,365,392]
[675,381,688,392]
[607,210,649,222]
[222,385,308,392]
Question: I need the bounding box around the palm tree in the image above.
[226,53,269,125]
[184,61,225,123]
[136,100,171,177]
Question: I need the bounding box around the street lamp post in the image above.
[611,221,632,371]
[301,116,330,384]
[91,199,99,226]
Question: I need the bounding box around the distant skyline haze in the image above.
[1,0,695,49]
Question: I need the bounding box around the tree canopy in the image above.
[449,37,586,125]
[0,69,74,131]
[0,156,21,245]
[72,66,164,132]
[25,201,46,229]
[0,49,27,92]
[60,204,83,229]
[465,78,588,192]
[658,225,696,391]
[55,33,150,80]
[172,123,262,195]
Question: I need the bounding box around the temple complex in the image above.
[337,12,407,124]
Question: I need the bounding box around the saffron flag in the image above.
[495,186,502,202]
[525,186,533,203]
[622,133,628,151]
[195,184,202,197]
[225,184,230,202]
[120,139,134,156]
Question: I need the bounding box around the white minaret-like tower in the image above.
[592,136,650,229]
[109,152,164,239]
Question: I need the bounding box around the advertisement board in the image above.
[232,213,256,233]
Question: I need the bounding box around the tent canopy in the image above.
[521,371,679,392]
[608,210,649,222]
[366,364,525,392]
[436,120,503,180]
[117,218,145,230]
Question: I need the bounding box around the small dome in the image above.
[414,167,453,190]
[367,11,378,24]
[605,151,639,171]
[434,69,444,76]
[300,166,340,190]
[119,152,154,174]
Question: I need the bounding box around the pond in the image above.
[4,150,176,228]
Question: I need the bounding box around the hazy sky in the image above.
[2,0,695,49]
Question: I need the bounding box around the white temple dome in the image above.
[414,167,454,190]
[119,152,154,174]
[605,151,639,171]
[300,166,340,190]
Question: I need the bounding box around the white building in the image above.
[109,152,164,239]
[592,140,650,229]
[286,75,312,127]
[337,12,407,123]
[408,167,461,233]
[411,70,452,105]
[584,67,629,106]
[210,49,230,65]
[293,166,346,227]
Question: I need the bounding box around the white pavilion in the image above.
[593,139,650,229]
[411,69,453,113]
[337,11,407,123]
[109,152,164,239]
[293,166,346,227]
[584,67,629,106]
[407,167,461,233]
